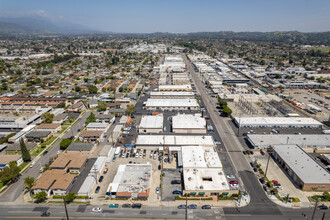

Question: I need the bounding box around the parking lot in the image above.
[91,148,162,200]
[161,170,182,201]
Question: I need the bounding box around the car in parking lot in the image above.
[122,204,131,208]
[178,205,186,209]
[226,174,235,179]
[109,203,119,208]
[150,151,153,159]
[202,205,211,209]
[95,186,100,193]
[99,176,104,182]
[229,180,238,184]
[92,207,102,212]
[132,203,142,209]
[103,168,108,174]
[250,162,255,167]
[188,204,197,209]
[272,180,279,184]
[171,180,181,184]
[172,190,182,195]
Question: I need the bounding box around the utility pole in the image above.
[311,198,320,220]
[63,197,69,220]
[264,151,271,179]
[185,194,188,220]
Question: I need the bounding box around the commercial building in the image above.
[35,123,61,133]
[79,130,103,142]
[181,146,229,196]
[106,164,152,199]
[247,134,330,150]
[172,114,206,134]
[50,151,88,174]
[234,117,322,129]
[136,135,215,148]
[150,92,195,99]
[32,170,76,196]
[86,122,110,132]
[271,145,330,191]
[138,114,163,133]
[158,85,192,92]
[144,99,199,111]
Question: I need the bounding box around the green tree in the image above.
[118,87,124,93]
[41,112,54,123]
[222,106,232,117]
[74,86,81,92]
[86,112,96,125]
[65,192,76,203]
[20,138,31,162]
[323,191,330,201]
[0,161,20,185]
[60,138,72,150]
[34,191,47,203]
[88,85,98,94]
[125,104,135,116]
[97,101,107,112]
[24,177,35,197]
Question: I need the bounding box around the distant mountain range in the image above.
[0,16,329,45]
[0,16,101,35]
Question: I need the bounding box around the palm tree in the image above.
[24,177,35,200]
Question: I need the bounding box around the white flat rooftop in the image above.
[150,92,194,96]
[139,115,163,129]
[136,135,215,147]
[247,134,330,148]
[173,114,206,129]
[235,117,322,126]
[183,168,230,191]
[144,99,199,107]
[272,145,330,184]
[159,85,192,90]
[181,146,222,168]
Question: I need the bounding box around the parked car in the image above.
[274,182,281,187]
[259,178,265,184]
[132,203,142,209]
[272,180,279,184]
[122,204,131,208]
[229,180,238,184]
[171,180,181,184]
[158,165,161,170]
[226,174,235,179]
[95,186,100,193]
[172,190,182,195]
[202,205,211,209]
[99,176,104,182]
[253,167,258,172]
[250,162,255,167]
[103,168,108,174]
[92,207,102,212]
[318,204,329,210]
[178,205,186,209]
[243,151,247,155]
[156,187,160,194]
[109,203,119,208]
[188,204,197,209]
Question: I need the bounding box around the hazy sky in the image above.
[1,0,330,33]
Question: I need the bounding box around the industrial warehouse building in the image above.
[150,91,195,99]
[247,134,330,150]
[138,114,163,133]
[136,135,215,148]
[172,114,206,134]
[143,99,199,111]
[271,145,330,191]
[181,146,230,196]
[234,117,322,129]
[158,85,192,92]
[106,164,152,199]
